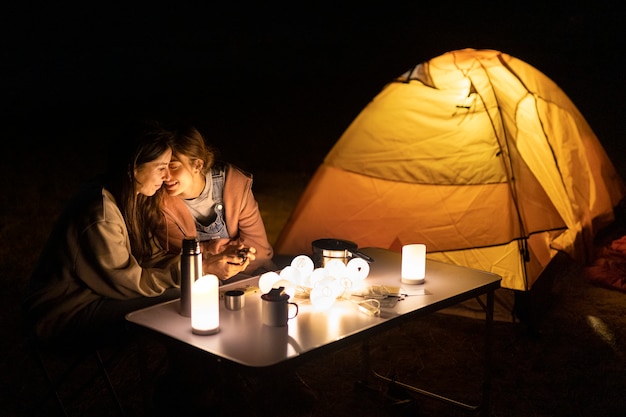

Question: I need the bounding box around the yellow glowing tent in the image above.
[275,49,625,291]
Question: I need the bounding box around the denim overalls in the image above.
[195,165,229,241]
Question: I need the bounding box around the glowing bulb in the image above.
[259,271,281,294]
[324,259,347,279]
[309,268,326,287]
[279,265,302,286]
[310,284,335,309]
[347,257,370,282]
[340,277,352,289]
[330,277,345,298]
[290,254,314,280]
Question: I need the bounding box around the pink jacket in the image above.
[157,163,275,275]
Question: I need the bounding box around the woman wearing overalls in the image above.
[156,124,276,282]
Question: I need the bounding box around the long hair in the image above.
[105,120,173,261]
[167,124,217,175]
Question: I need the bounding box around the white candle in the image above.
[191,274,220,335]
[401,244,426,285]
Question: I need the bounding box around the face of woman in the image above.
[164,152,203,198]
[134,148,172,196]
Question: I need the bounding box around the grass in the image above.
[253,170,311,247]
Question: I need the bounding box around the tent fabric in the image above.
[275,49,625,291]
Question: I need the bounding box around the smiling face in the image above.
[134,148,172,196]
[164,152,205,199]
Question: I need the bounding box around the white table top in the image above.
[126,247,501,368]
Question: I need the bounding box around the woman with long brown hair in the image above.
[23,120,186,345]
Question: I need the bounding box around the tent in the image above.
[275,49,625,294]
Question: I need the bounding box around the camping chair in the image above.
[27,331,127,417]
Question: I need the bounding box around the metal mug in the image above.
[261,287,298,327]
[224,289,245,310]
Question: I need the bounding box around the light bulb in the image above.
[309,268,326,287]
[259,271,281,294]
[279,265,302,286]
[347,257,370,282]
[290,254,314,281]
[324,259,347,279]
[310,284,335,309]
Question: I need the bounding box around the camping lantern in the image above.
[401,244,426,285]
[191,274,220,335]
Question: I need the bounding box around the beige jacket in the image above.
[23,184,181,342]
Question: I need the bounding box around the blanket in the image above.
[584,235,626,292]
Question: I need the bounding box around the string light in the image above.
[270,254,371,309]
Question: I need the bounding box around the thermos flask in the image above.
[180,237,202,317]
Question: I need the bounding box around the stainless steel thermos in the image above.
[180,237,202,317]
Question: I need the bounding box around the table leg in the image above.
[370,290,496,416]
[135,331,154,416]
[360,338,371,383]
[481,289,494,417]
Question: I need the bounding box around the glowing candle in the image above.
[401,244,426,285]
[191,274,220,335]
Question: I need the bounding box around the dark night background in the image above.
[1,2,625,176]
